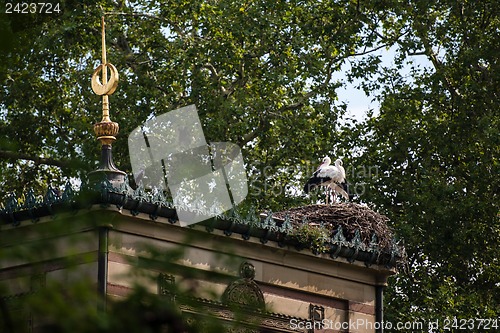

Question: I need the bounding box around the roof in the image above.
[0,178,406,269]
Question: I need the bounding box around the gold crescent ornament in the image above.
[91,63,119,96]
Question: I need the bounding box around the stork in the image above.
[303,156,349,204]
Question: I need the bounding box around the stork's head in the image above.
[334,159,343,167]
[321,156,331,166]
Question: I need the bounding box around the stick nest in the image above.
[273,203,395,251]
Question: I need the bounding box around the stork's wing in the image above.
[329,182,349,200]
[303,169,333,194]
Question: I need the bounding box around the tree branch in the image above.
[239,52,340,146]
[410,10,462,100]
[407,51,427,56]
[0,150,74,169]
[104,11,186,38]
[240,127,261,146]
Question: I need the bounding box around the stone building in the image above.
[0,180,404,333]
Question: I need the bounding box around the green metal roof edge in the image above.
[0,178,406,268]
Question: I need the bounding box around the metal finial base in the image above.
[88,144,126,186]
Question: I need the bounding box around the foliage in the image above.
[289,222,330,254]
[336,0,500,328]
[0,223,255,333]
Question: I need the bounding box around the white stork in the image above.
[303,156,349,204]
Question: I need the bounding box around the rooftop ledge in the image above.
[0,178,406,269]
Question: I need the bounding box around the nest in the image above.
[273,203,395,251]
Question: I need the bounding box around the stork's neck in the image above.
[317,160,330,170]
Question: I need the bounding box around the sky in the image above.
[337,47,432,123]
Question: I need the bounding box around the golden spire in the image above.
[89,16,126,183]
[91,16,119,146]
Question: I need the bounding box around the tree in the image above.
[337,0,500,327]
[0,0,393,210]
